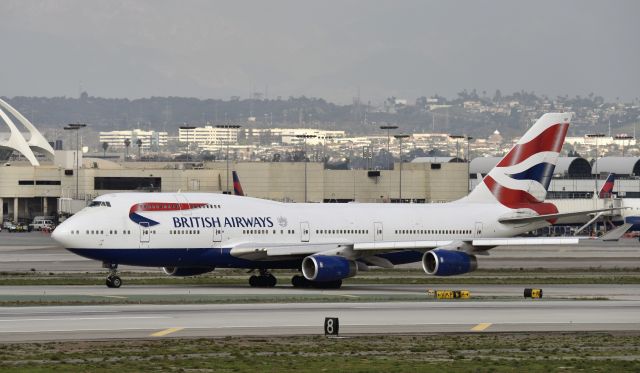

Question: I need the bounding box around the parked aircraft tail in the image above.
[598,173,615,198]
[232,171,245,196]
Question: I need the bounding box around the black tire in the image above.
[266,275,277,287]
[106,277,114,288]
[313,280,342,289]
[111,276,122,288]
[291,275,305,288]
[249,275,259,287]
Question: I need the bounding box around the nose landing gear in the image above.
[103,263,122,288]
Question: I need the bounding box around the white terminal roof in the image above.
[592,157,640,176]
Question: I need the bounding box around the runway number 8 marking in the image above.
[324,317,339,336]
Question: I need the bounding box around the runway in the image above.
[1,300,639,342]
[2,283,640,300]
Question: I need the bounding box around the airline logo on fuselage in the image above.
[128,202,274,228]
[172,216,273,228]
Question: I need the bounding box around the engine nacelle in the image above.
[162,267,215,277]
[422,249,477,276]
[302,255,357,282]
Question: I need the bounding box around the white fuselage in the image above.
[52,192,545,269]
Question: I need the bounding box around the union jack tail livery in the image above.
[465,112,572,216]
[599,173,615,198]
[232,171,245,196]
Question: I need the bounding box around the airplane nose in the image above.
[51,223,71,248]
[51,225,63,244]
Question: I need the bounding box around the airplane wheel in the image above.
[291,275,304,287]
[313,280,342,289]
[266,275,277,287]
[292,275,310,288]
[110,276,122,288]
[249,275,259,287]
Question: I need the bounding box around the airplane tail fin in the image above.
[598,173,615,198]
[232,171,245,196]
[464,112,572,214]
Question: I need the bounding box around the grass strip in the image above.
[0,332,639,372]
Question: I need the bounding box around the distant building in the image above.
[178,125,239,147]
[99,129,168,150]
[243,128,345,145]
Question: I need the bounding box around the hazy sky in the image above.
[1,0,638,103]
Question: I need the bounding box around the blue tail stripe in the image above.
[508,162,555,189]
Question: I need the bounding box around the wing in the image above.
[229,236,581,261]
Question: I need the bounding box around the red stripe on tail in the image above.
[497,123,569,167]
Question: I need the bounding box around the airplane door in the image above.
[374,222,383,241]
[213,227,222,243]
[140,221,150,246]
[300,222,310,242]
[474,222,483,237]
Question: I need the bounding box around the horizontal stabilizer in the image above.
[600,223,633,241]
[498,207,625,224]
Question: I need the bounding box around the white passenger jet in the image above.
[53,112,605,289]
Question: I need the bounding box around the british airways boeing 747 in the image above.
[53,113,606,289]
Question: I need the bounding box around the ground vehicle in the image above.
[7,223,30,232]
[29,219,55,231]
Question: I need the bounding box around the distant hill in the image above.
[2,92,636,138]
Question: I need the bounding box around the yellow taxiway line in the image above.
[150,327,184,337]
[470,323,492,331]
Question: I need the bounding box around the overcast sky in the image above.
[0,0,638,103]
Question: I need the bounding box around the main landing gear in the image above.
[103,263,122,288]
[291,275,342,289]
[248,269,277,287]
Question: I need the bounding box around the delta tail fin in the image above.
[464,112,572,216]
[598,173,615,198]
[232,171,245,196]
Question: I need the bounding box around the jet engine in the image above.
[162,267,215,277]
[422,249,477,276]
[301,255,357,282]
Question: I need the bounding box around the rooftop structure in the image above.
[0,98,54,166]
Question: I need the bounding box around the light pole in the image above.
[380,125,398,170]
[394,134,409,202]
[615,134,633,156]
[216,124,241,193]
[586,133,605,194]
[466,136,473,193]
[63,123,86,199]
[179,125,195,162]
[296,134,317,202]
[450,135,473,193]
[449,135,464,161]
[322,135,333,166]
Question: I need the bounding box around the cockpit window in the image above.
[88,201,111,207]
